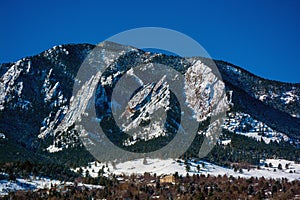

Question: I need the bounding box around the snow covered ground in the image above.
[0,176,103,197]
[0,177,61,196]
[1,158,299,196]
[74,158,300,181]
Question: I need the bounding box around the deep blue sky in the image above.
[1,0,299,83]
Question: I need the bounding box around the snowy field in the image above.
[0,176,103,197]
[74,158,300,181]
[2,158,299,196]
[0,177,61,196]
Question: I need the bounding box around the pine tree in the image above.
[78,168,83,176]
[197,164,200,172]
[186,164,190,172]
[98,168,104,177]
[85,169,90,178]
[269,163,273,168]
[143,156,147,165]
[285,163,289,169]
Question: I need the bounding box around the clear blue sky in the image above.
[1,0,299,83]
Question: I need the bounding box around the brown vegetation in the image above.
[2,173,300,200]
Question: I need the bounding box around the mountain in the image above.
[0,42,300,168]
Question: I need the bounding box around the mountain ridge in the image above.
[2,42,299,84]
[0,42,299,167]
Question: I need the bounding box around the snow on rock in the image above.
[42,69,61,103]
[40,104,79,153]
[39,42,136,152]
[55,71,102,135]
[120,73,171,145]
[185,60,228,122]
[38,105,68,139]
[55,42,132,136]
[26,60,31,73]
[45,82,60,102]
[0,60,23,110]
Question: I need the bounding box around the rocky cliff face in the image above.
[0,42,299,164]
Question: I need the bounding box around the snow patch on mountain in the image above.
[222,112,292,144]
[255,87,300,118]
[43,45,70,60]
[225,64,241,75]
[0,133,5,139]
[219,139,231,145]
[280,90,299,104]
[259,94,268,101]
[46,144,63,153]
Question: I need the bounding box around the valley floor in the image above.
[1,158,299,198]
